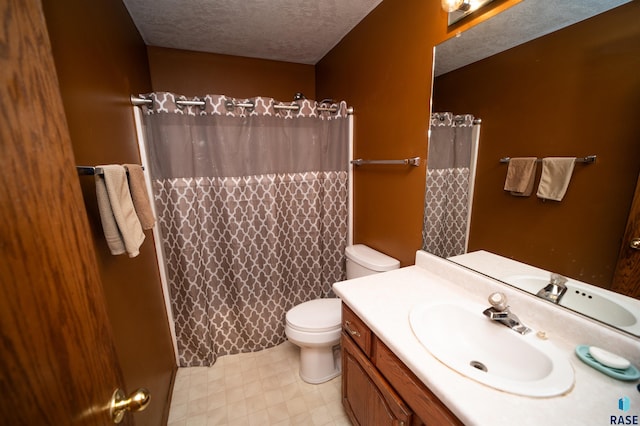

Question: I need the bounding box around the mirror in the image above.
[427,0,640,336]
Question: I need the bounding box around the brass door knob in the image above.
[631,238,640,250]
[110,388,150,424]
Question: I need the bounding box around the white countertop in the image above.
[333,251,640,426]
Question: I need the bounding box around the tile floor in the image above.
[167,341,351,425]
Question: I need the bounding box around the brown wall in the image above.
[316,0,440,266]
[42,1,176,424]
[147,46,316,100]
[315,0,516,266]
[433,2,640,288]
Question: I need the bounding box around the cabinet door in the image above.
[375,339,463,426]
[342,333,412,426]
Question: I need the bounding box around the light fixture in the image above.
[441,0,471,13]
[442,0,495,25]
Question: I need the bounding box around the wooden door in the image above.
[0,0,131,424]
[612,172,640,299]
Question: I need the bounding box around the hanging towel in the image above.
[504,157,537,197]
[95,165,145,257]
[95,170,125,256]
[536,157,576,201]
[123,164,156,230]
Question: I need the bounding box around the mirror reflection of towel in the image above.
[536,157,576,201]
[504,157,537,197]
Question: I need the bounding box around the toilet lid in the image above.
[286,298,342,332]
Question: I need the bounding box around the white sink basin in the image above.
[504,274,639,333]
[409,300,574,397]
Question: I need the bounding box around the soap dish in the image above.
[575,345,640,381]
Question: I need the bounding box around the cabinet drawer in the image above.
[374,338,463,426]
[342,304,372,357]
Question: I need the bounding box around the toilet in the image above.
[285,244,400,384]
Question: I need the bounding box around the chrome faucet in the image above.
[536,273,568,304]
[482,292,531,335]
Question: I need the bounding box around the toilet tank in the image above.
[345,244,400,279]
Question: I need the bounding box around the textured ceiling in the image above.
[122,0,383,65]
[435,0,631,76]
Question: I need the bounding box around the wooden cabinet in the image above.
[342,332,413,425]
[341,304,463,426]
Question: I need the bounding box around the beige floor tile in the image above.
[185,414,207,426]
[225,398,248,420]
[290,412,313,426]
[225,385,245,404]
[187,396,210,417]
[170,341,345,426]
[263,388,285,407]
[266,402,290,423]
[205,405,227,425]
[188,383,208,401]
[168,402,188,423]
[285,395,309,417]
[245,377,263,393]
[247,408,270,426]
[244,393,267,415]
[171,387,189,406]
[261,374,282,391]
[310,405,334,425]
[225,416,249,426]
[301,390,326,411]
[206,391,227,411]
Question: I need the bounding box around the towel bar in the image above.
[499,155,596,164]
[76,166,144,176]
[351,157,421,167]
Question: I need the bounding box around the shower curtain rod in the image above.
[130,95,354,115]
[433,113,482,125]
[76,165,144,176]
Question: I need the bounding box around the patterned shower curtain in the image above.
[422,112,476,258]
[140,92,350,366]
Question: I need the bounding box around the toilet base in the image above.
[298,344,342,384]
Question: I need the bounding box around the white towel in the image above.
[536,157,576,201]
[95,165,145,257]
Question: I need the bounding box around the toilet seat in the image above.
[286,298,341,333]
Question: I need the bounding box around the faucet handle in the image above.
[488,292,508,311]
[550,273,568,286]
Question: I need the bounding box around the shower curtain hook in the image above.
[224,99,236,111]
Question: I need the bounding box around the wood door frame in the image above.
[612,172,640,299]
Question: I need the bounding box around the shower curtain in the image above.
[422,112,477,258]
[140,92,350,366]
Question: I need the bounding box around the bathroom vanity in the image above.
[341,303,461,425]
[333,251,640,426]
